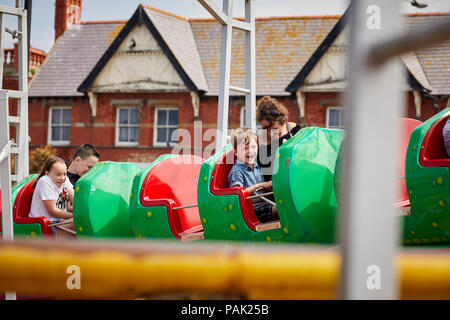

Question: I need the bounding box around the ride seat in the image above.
[210,150,271,231]
[420,115,450,170]
[140,155,204,240]
[396,118,422,207]
[13,179,53,237]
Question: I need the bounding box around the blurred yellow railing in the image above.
[0,239,448,299]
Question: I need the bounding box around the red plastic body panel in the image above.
[396,118,422,205]
[210,150,261,231]
[140,155,204,238]
[419,115,450,169]
[13,179,53,237]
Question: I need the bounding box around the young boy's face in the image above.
[73,155,99,177]
[236,137,258,166]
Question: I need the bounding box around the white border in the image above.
[153,107,178,148]
[326,106,345,129]
[47,106,71,146]
[115,107,139,147]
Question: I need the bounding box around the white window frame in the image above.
[153,107,179,148]
[326,107,346,129]
[115,107,140,147]
[48,107,71,146]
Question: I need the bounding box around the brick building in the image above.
[28,1,450,165]
[2,44,46,90]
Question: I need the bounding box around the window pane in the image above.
[62,126,70,141]
[51,109,61,125]
[130,127,139,142]
[130,109,139,125]
[157,128,167,143]
[62,109,71,125]
[157,110,167,126]
[328,109,340,127]
[241,109,246,126]
[168,110,178,126]
[51,127,61,141]
[168,128,178,143]
[119,109,129,125]
[119,127,128,142]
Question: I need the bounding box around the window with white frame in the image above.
[116,107,139,146]
[154,108,178,147]
[48,107,71,145]
[327,107,346,129]
[240,107,262,129]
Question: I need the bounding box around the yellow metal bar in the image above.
[0,240,448,299]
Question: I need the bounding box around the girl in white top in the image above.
[29,156,75,236]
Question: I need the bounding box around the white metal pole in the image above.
[0,13,5,85]
[0,93,17,300]
[216,0,233,151]
[339,0,403,299]
[0,92,13,243]
[16,7,29,180]
[245,0,256,130]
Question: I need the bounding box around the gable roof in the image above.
[190,15,341,96]
[29,22,125,97]
[29,5,450,98]
[403,13,450,96]
[142,6,208,93]
[77,5,208,93]
[286,11,450,95]
[400,52,433,92]
[285,10,349,93]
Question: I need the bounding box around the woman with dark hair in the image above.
[256,96,301,181]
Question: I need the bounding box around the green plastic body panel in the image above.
[13,222,44,239]
[0,174,42,238]
[129,154,177,240]
[274,127,345,243]
[198,127,344,243]
[197,145,285,243]
[404,108,450,245]
[14,174,42,238]
[73,161,141,238]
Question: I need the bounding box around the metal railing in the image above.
[0,0,30,301]
[340,0,450,299]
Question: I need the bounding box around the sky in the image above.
[0,0,448,52]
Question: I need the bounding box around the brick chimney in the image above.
[54,0,82,41]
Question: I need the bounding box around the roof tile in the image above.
[29,9,450,97]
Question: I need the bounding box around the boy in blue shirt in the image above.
[228,128,278,222]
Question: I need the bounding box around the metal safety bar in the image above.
[245,191,273,200]
[259,196,276,206]
[172,204,199,210]
[48,220,74,228]
[172,191,276,211]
